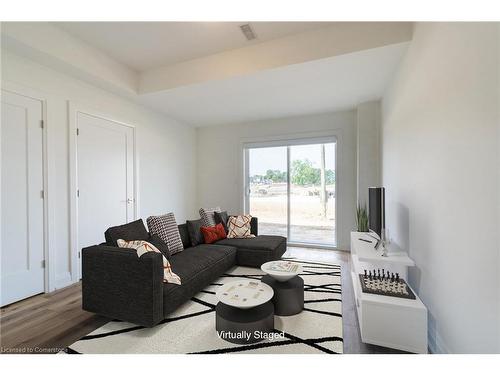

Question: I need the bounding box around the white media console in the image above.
[350,232,428,353]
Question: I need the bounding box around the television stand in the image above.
[350,232,428,353]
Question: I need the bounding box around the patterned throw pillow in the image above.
[146,213,184,256]
[199,206,222,227]
[117,239,181,285]
[200,223,227,244]
[227,215,255,239]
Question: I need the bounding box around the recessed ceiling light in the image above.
[239,24,257,41]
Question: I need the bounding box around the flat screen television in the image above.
[368,187,385,238]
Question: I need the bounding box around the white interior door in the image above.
[76,112,135,276]
[1,90,45,306]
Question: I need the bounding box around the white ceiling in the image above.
[139,42,409,127]
[5,22,411,127]
[54,22,333,72]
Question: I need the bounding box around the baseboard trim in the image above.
[54,272,73,291]
[287,242,347,251]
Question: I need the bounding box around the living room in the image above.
[1,0,499,372]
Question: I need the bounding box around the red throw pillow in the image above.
[200,223,227,244]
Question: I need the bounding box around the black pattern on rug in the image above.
[65,258,343,354]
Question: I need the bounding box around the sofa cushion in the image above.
[177,223,191,249]
[199,206,221,227]
[215,235,287,267]
[186,219,204,247]
[201,223,226,244]
[147,213,184,256]
[148,234,171,260]
[104,219,149,247]
[162,245,237,315]
[215,235,285,251]
[227,215,254,238]
[168,245,236,281]
[117,239,181,285]
[214,211,229,233]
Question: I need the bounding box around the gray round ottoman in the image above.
[215,301,274,345]
[261,275,304,316]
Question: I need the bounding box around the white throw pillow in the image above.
[117,239,181,285]
[227,215,255,239]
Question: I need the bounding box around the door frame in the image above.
[68,102,139,281]
[1,82,51,294]
[242,132,340,249]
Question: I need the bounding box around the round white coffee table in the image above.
[215,280,275,345]
[215,280,274,309]
[261,260,305,316]
[261,260,303,282]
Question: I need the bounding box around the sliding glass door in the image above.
[245,139,336,247]
[247,147,288,237]
[289,143,336,244]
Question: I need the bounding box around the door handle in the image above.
[126,198,134,204]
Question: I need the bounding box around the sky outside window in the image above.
[249,143,335,176]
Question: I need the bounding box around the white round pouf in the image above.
[261,260,303,282]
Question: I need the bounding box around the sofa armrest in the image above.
[82,245,164,327]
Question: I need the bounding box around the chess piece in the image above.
[396,273,400,282]
[391,273,395,281]
[364,269,367,277]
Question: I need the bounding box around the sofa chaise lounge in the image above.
[82,217,286,327]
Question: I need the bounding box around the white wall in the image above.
[2,22,138,95]
[382,22,499,353]
[497,24,500,352]
[196,110,357,250]
[1,50,197,290]
[356,101,381,206]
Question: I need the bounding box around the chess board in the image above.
[359,274,416,300]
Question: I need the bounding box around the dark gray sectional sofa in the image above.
[82,217,286,327]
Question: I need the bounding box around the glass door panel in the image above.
[246,141,336,247]
[248,147,287,237]
[289,143,336,245]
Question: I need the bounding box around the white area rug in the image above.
[65,259,343,354]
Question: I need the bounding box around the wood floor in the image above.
[0,283,109,354]
[0,247,405,354]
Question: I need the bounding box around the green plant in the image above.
[356,204,369,232]
[290,159,335,186]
